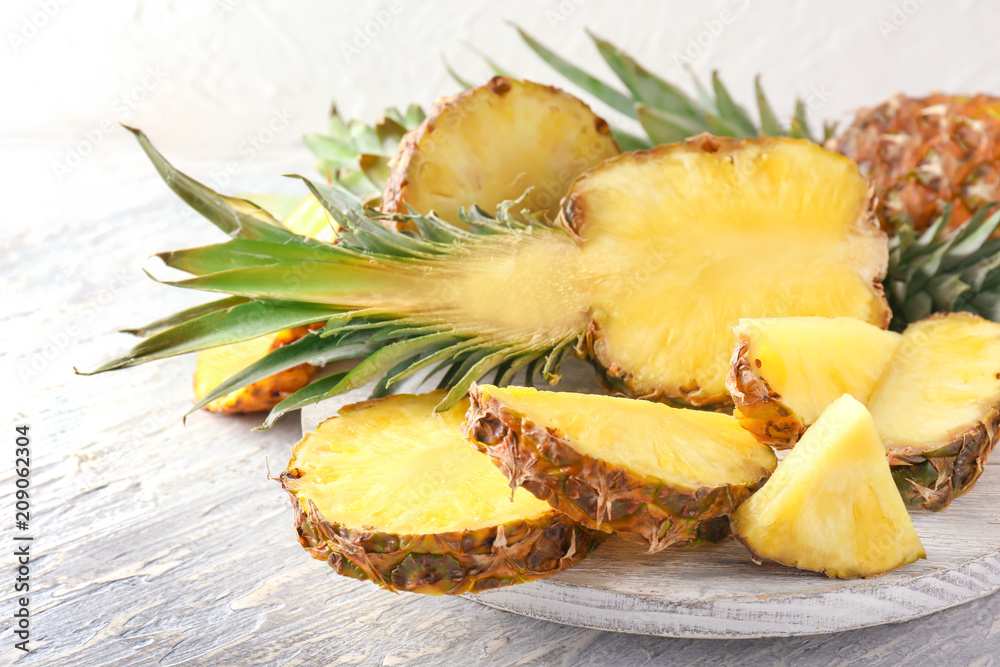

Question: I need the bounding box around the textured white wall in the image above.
[2,0,998,168]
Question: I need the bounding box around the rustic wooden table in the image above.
[4,140,1000,666]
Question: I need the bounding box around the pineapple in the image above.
[732,394,926,578]
[90,129,891,423]
[280,392,600,595]
[193,326,317,414]
[465,384,777,551]
[726,313,1000,509]
[728,317,901,447]
[868,313,1000,509]
[832,94,1000,233]
[517,29,1000,328]
[381,76,620,224]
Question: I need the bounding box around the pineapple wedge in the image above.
[465,384,777,552]
[728,317,901,447]
[869,313,1000,509]
[280,392,600,595]
[732,395,926,578]
[193,326,316,414]
[381,76,620,224]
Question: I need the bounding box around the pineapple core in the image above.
[733,395,925,578]
[735,317,901,424]
[868,313,1000,451]
[478,385,776,489]
[285,393,551,534]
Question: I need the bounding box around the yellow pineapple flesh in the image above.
[728,317,901,446]
[732,395,925,578]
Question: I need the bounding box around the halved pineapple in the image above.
[728,317,901,447]
[381,76,620,224]
[868,313,1000,509]
[105,130,893,420]
[193,326,316,414]
[280,392,600,595]
[465,384,777,552]
[732,395,925,578]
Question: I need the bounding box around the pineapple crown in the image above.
[84,127,579,426]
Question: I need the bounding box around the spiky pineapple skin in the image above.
[281,473,600,595]
[832,93,1000,233]
[727,338,804,448]
[464,385,763,552]
[890,404,1000,510]
[195,326,317,414]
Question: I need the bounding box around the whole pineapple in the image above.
[832,93,1000,233]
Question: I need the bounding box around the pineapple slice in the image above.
[728,317,901,447]
[280,392,600,595]
[381,76,620,224]
[466,384,777,552]
[868,313,1000,509]
[732,395,926,578]
[193,326,316,414]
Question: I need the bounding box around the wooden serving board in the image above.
[300,360,1000,639]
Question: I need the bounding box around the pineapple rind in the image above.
[287,493,598,595]
[280,392,601,595]
[465,384,776,552]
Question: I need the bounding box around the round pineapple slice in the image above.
[867,312,1000,510]
[465,384,777,552]
[280,392,601,595]
[732,395,926,579]
[727,317,901,447]
[381,76,620,224]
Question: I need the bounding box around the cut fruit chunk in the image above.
[728,317,901,447]
[465,384,777,552]
[868,313,1000,509]
[280,392,601,595]
[381,76,620,224]
[193,326,316,414]
[732,395,926,578]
